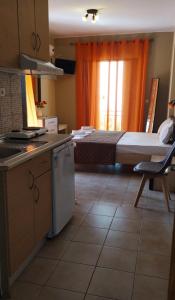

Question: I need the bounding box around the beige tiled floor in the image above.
[47,261,94,293]
[11,165,174,300]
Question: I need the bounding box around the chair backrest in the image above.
[160,141,175,173]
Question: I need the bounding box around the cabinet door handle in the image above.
[33,184,40,203]
[65,145,71,157]
[28,170,34,189]
[36,33,41,52]
[31,32,37,50]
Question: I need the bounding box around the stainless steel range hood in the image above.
[20,54,64,75]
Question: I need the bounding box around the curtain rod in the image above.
[69,39,154,46]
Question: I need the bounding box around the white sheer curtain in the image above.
[99,61,124,131]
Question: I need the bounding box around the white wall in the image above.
[40,76,57,117]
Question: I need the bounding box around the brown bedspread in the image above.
[74,131,125,164]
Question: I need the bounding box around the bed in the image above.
[116,132,171,164]
[73,130,172,165]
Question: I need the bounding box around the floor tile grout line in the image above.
[131,213,144,300]
[83,206,118,299]
[44,283,87,297]
[59,258,135,274]
[17,278,43,287]
[41,220,86,289]
[87,291,119,300]
[45,285,86,296]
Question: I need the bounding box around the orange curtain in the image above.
[76,39,149,131]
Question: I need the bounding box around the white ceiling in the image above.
[49,0,175,38]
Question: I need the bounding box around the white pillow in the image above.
[158,118,173,134]
[159,119,174,144]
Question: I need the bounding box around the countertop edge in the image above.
[0,134,72,171]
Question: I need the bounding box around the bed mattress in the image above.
[117,132,171,156]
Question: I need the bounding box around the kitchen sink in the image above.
[0,140,48,160]
[0,147,22,159]
[2,139,47,147]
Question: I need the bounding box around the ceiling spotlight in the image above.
[95,14,99,21]
[82,9,99,23]
[91,14,96,23]
[82,13,88,22]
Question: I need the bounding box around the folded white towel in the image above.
[81,126,94,131]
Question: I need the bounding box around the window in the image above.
[25,75,38,127]
[21,75,41,128]
[99,61,124,131]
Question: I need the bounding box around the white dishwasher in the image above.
[49,141,75,237]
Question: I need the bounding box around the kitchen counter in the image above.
[0,133,72,170]
[0,133,73,298]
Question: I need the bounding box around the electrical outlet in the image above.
[0,88,5,97]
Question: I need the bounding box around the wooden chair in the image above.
[133,141,175,211]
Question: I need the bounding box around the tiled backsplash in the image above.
[0,72,23,134]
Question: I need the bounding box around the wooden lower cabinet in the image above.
[7,164,35,274]
[34,171,51,242]
[7,153,51,275]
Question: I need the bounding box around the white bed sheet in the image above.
[117,132,171,156]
